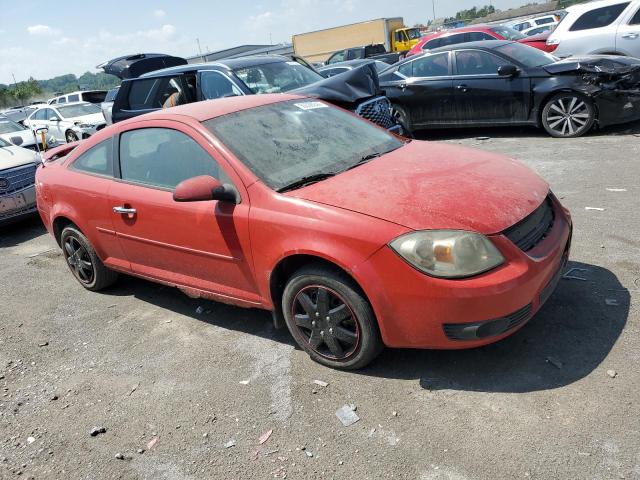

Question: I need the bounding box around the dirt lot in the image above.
[1,123,639,480]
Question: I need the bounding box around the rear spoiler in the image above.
[42,141,79,163]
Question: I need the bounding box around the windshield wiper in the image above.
[345,152,384,171]
[277,172,337,193]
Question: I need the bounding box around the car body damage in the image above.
[293,63,381,105]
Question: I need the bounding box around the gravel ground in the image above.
[1,122,639,479]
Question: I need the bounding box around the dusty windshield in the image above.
[203,100,403,191]
[496,42,558,67]
[0,120,26,134]
[57,103,101,118]
[234,62,324,94]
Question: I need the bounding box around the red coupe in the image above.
[407,25,554,57]
[36,95,571,369]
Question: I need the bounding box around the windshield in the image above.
[57,103,101,118]
[203,100,403,191]
[490,26,526,40]
[234,61,324,94]
[0,119,26,134]
[496,42,558,67]
[406,28,423,40]
[0,137,11,147]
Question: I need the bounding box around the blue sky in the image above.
[1,0,538,84]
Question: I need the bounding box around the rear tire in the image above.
[60,226,118,291]
[282,265,383,370]
[65,130,78,143]
[541,92,595,138]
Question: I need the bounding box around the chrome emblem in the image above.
[0,178,9,191]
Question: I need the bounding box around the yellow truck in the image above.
[292,18,422,64]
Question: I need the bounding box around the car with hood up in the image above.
[380,40,640,138]
[24,102,106,143]
[0,116,57,151]
[36,94,571,370]
[0,137,40,225]
[104,53,402,133]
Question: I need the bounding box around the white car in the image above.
[48,90,107,105]
[522,24,556,36]
[509,14,561,32]
[547,0,640,57]
[0,137,40,225]
[25,102,106,143]
[0,116,56,151]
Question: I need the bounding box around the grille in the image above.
[0,163,37,196]
[443,303,533,341]
[354,96,396,130]
[504,196,554,252]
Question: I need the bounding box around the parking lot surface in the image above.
[1,123,639,479]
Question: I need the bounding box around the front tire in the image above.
[282,265,383,370]
[65,130,79,143]
[60,226,118,291]
[541,93,595,138]
[391,104,413,138]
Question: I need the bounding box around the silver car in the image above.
[0,138,39,225]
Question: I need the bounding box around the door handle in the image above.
[113,206,137,215]
[622,33,639,39]
[456,84,470,93]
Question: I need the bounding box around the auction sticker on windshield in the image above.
[294,102,328,110]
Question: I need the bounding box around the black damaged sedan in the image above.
[380,40,640,138]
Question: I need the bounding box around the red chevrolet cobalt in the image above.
[36,95,571,369]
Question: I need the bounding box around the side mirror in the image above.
[498,65,519,77]
[173,175,239,203]
[10,136,23,146]
[49,117,60,122]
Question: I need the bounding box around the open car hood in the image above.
[291,63,381,104]
[97,53,188,80]
[544,55,640,75]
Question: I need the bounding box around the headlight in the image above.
[77,123,92,129]
[389,230,504,279]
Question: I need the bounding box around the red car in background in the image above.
[36,95,571,370]
[407,25,553,56]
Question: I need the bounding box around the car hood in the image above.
[66,113,105,124]
[286,141,549,234]
[0,145,39,170]
[544,55,640,75]
[291,63,381,104]
[0,129,36,147]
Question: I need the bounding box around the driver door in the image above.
[45,108,65,141]
[108,121,260,303]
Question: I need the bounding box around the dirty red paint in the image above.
[36,94,571,349]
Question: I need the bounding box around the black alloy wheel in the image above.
[282,265,383,369]
[63,235,95,285]
[60,226,118,291]
[66,130,79,143]
[542,93,595,138]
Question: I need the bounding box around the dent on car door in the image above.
[388,52,455,127]
[108,123,260,303]
[452,50,530,123]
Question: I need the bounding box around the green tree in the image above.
[9,77,42,105]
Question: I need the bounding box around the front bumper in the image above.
[72,122,107,140]
[355,196,572,349]
[0,185,37,225]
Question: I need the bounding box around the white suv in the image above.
[547,0,640,57]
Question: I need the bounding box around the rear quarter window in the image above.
[69,138,113,176]
[569,2,630,31]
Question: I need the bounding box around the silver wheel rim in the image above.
[546,96,591,136]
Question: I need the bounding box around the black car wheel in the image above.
[60,226,118,291]
[65,130,79,143]
[542,93,595,138]
[391,104,413,137]
[282,265,383,370]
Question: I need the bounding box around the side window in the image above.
[58,97,66,104]
[411,53,450,77]
[67,94,79,102]
[397,61,413,77]
[351,49,365,59]
[439,33,466,47]
[127,78,159,109]
[34,110,46,121]
[327,51,346,64]
[467,32,495,42]
[119,128,223,189]
[536,17,554,25]
[630,7,640,24]
[200,71,242,100]
[70,137,113,176]
[424,38,442,50]
[456,51,508,75]
[50,99,57,104]
[44,109,57,120]
[570,3,630,31]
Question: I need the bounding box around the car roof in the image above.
[566,0,632,13]
[139,55,292,78]
[120,93,303,124]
